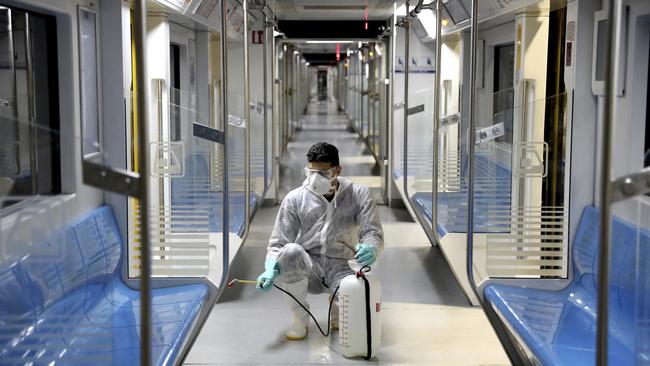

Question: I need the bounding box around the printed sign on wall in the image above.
[394,56,435,73]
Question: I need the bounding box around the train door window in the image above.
[78,7,100,157]
[493,43,515,144]
[0,6,61,210]
[170,43,181,142]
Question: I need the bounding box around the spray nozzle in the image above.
[227,279,261,288]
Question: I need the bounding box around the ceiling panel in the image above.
[273,0,396,21]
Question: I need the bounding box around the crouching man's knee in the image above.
[276,243,313,283]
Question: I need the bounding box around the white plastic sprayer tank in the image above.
[338,260,382,359]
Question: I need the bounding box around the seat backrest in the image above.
[572,206,600,293]
[572,205,648,348]
[0,205,121,322]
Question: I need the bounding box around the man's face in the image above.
[307,162,342,188]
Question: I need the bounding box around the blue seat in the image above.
[0,206,209,365]
[410,154,511,237]
[484,206,644,365]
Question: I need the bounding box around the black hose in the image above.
[272,283,340,337]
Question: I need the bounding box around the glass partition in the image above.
[404,86,435,233]
[361,48,369,138]
[225,14,249,241]
[250,64,265,205]
[469,90,569,282]
[368,43,385,159]
[135,83,214,279]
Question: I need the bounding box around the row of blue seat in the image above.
[485,206,645,365]
[401,150,646,363]
[0,205,209,365]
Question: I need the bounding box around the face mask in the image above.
[305,172,336,196]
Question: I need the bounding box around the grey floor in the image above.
[184,97,510,365]
[278,99,381,201]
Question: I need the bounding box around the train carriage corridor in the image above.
[1,0,647,365]
[184,95,509,365]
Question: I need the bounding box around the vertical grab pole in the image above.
[262,14,269,193]
[465,0,481,301]
[402,1,410,206]
[271,25,279,204]
[243,0,251,236]
[596,0,617,364]
[24,14,38,195]
[431,0,442,242]
[220,0,230,291]
[133,0,152,364]
[465,2,528,364]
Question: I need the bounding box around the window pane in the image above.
[79,8,100,155]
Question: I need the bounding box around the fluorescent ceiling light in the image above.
[151,0,188,12]
[304,40,354,44]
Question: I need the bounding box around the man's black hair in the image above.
[306,142,340,167]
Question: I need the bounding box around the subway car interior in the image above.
[0,0,648,365]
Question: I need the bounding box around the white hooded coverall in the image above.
[266,177,384,317]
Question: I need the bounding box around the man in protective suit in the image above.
[256,142,384,340]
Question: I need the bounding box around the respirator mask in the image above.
[304,167,337,196]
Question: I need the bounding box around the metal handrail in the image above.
[596,0,618,364]
[465,0,481,305]
[431,0,442,244]
[219,0,231,298]
[243,0,252,242]
[263,18,269,194]
[463,1,548,363]
[402,1,411,227]
[270,21,279,205]
[133,0,152,364]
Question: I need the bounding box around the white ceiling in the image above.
[272,0,396,20]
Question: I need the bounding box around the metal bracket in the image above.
[475,122,505,144]
[82,160,140,198]
[440,112,460,126]
[407,104,425,116]
[193,122,225,144]
[611,168,650,203]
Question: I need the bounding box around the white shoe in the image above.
[286,315,309,340]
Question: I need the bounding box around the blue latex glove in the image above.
[355,243,377,267]
[256,259,280,292]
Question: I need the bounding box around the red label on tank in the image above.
[376,303,381,312]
